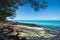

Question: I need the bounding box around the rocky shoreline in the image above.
[0,22,60,40]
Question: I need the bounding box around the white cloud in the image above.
[52,17,60,20]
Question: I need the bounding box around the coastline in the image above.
[0,21,60,40]
[10,20,60,30]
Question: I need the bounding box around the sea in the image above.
[12,20,60,30]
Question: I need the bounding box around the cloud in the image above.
[52,17,60,20]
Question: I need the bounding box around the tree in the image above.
[0,0,47,21]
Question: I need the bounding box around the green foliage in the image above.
[0,0,47,21]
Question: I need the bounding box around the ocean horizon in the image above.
[12,20,60,30]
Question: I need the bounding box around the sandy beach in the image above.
[0,22,60,40]
[8,25,60,40]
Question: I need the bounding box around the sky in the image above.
[12,0,60,20]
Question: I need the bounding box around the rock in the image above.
[0,35,4,40]
[20,37,26,40]
[7,32,17,36]
[0,22,60,40]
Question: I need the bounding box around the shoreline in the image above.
[11,21,60,31]
[0,21,60,40]
[8,20,60,31]
[11,24,60,40]
[1,21,60,31]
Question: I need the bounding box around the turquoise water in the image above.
[13,20,60,30]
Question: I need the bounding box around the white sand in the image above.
[12,25,58,38]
